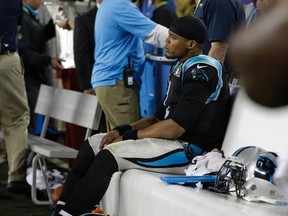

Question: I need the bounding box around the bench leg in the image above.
[26,151,35,166]
[31,154,53,205]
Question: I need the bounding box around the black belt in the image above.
[0,50,16,55]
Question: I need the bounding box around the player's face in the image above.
[165,31,190,61]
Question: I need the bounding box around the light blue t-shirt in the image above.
[91,0,157,88]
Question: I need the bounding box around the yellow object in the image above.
[174,0,196,17]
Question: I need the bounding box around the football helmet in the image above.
[214,146,287,205]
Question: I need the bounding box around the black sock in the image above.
[62,149,118,215]
[58,140,95,202]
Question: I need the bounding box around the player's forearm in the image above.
[130,116,160,130]
[208,41,229,63]
[137,119,185,140]
[145,24,169,48]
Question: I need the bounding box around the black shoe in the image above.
[7,180,31,196]
[7,180,46,200]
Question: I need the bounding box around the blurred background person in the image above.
[194,0,246,84]
[247,0,278,26]
[92,0,168,132]
[174,0,196,17]
[18,0,63,134]
[73,0,102,95]
[151,0,177,28]
[0,0,30,195]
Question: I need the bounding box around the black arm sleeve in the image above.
[154,99,166,120]
[172,82,210,130]
[43,19,56,41]
[171,66,218,130]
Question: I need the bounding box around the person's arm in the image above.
[57,18,74,30]
[18,19,51,68]
[100,108,201,149]
[18,18,63,70]
[201,0,244,63]
[144,24,168,48]
[99,116,160,149]
[117,0,169,48]
[208,41,229,64]
[137,118,185,139]
[130,116,161,130]
[44,19,56,41]
[126,82,211,141]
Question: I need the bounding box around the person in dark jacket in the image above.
[194,0,246,83]
[73,6,98,94]
[18,0,63,133]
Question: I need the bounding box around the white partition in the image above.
[107,169,288,216]
[222,89,288,156]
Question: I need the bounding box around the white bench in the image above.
[28,84,102,205]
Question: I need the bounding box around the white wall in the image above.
[222,89,288,157]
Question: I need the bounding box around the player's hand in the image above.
[57,18,68,29]
[99,130,120,149]
[50,57,64,70]
[83,88,95,95]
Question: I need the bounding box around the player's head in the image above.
[165,16,207,62]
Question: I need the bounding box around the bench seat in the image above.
[28,134,78,159]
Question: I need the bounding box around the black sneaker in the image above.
[7,180,31,197]
[7,180,46,200]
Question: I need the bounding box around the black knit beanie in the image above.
[169,16,207,44]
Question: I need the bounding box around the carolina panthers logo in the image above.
[190,68,209,81]
[255,154,277,182]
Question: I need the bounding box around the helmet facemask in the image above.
[214,157,246,197]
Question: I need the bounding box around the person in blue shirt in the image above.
[91,0,168,132]
[52,16,230,216]
[0,0,30,195]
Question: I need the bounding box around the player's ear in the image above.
[187,40,196,49]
